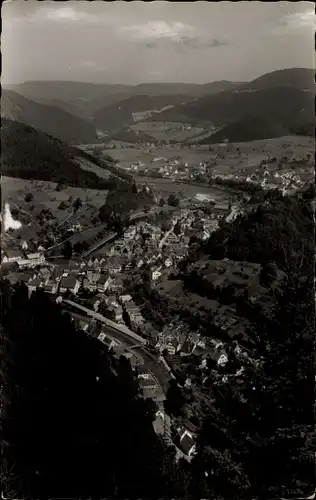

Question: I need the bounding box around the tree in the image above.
[132,181,138,194]
[174,220,181,236]
[62,240,73,259]
[167,193,180,207]
[73,241,84,254]
[164,380,185,417]
[24,192,33,202]
[58,200,67,210]
[72,197,82,213]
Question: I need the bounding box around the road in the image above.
[158,219,178,249]
[83,231,117,257]
[62,302,171,393]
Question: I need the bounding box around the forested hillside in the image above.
[1,90,97,144]
[1,119,122,191]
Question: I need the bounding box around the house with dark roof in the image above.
[97,274,108,293]
[43,281,58,295]
[59,274,81,295]
[178,430,196,457]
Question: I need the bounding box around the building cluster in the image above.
[2,248,46,269]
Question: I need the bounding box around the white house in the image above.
[152,270,162,281]
[124,226,137,241]
[26,253,46,266]
[119,294,133,304]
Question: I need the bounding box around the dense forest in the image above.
[203,190,314,272]
[1,119,124,191]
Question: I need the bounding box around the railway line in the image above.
[62,299,171,393]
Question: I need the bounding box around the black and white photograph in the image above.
[1,1,315,499]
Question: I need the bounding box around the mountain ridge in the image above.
[1,90,98,144]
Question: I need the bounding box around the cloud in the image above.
[78,61,106,72]
[121,20,195,42]
[284,7,315,27]
[121,20,230,51]
[9,5,100,24]
[276,6,315,33]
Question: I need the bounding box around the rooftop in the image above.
[179,433,195,455]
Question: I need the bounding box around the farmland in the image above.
[134,177,231,203]
[1,176,108,242]
[130,121,211,142]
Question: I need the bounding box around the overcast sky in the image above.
[2,1,315,85]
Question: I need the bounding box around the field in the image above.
[1,176,107,241]
[130,121,210,142]
[103,144,213,169]
[134,177,231,203]
[74,157,112,180]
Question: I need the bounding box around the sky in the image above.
[2,1,315,85]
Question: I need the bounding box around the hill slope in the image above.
[1,90,97,144]
[197,116,289,144]
[1,119,120,190]
[243,67,315,91]
[149,69,315,134]
[92,94,193,132]
[6,80,245,121]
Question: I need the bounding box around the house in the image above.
[183,420,199,435]
[206,348,228,368]
[109,278,124,294]
[17,258,33,269]
[119,294,132,305]
[212,202,230,215]
[90,297,101,312]
[152,270,162,281]
[125,301,140,315]
[26,253,46,266]
[113,305,123,323]
[105,295,119,308]
[178,430,196,457]
[104,259,122,275]
[59,274,81,295]
[137,366,151,379]
[180,338,194,356]
[161,335,180,356]
[208,338,224,350]
[138,377,156,391]
[124,226,137,240]
[97,274,108,293]
[161,232,179,250]
[43,281,58,294]
[130,312,144,329]
[27,277,42,296]
[79,321,89,332]
[2,250,22,264]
